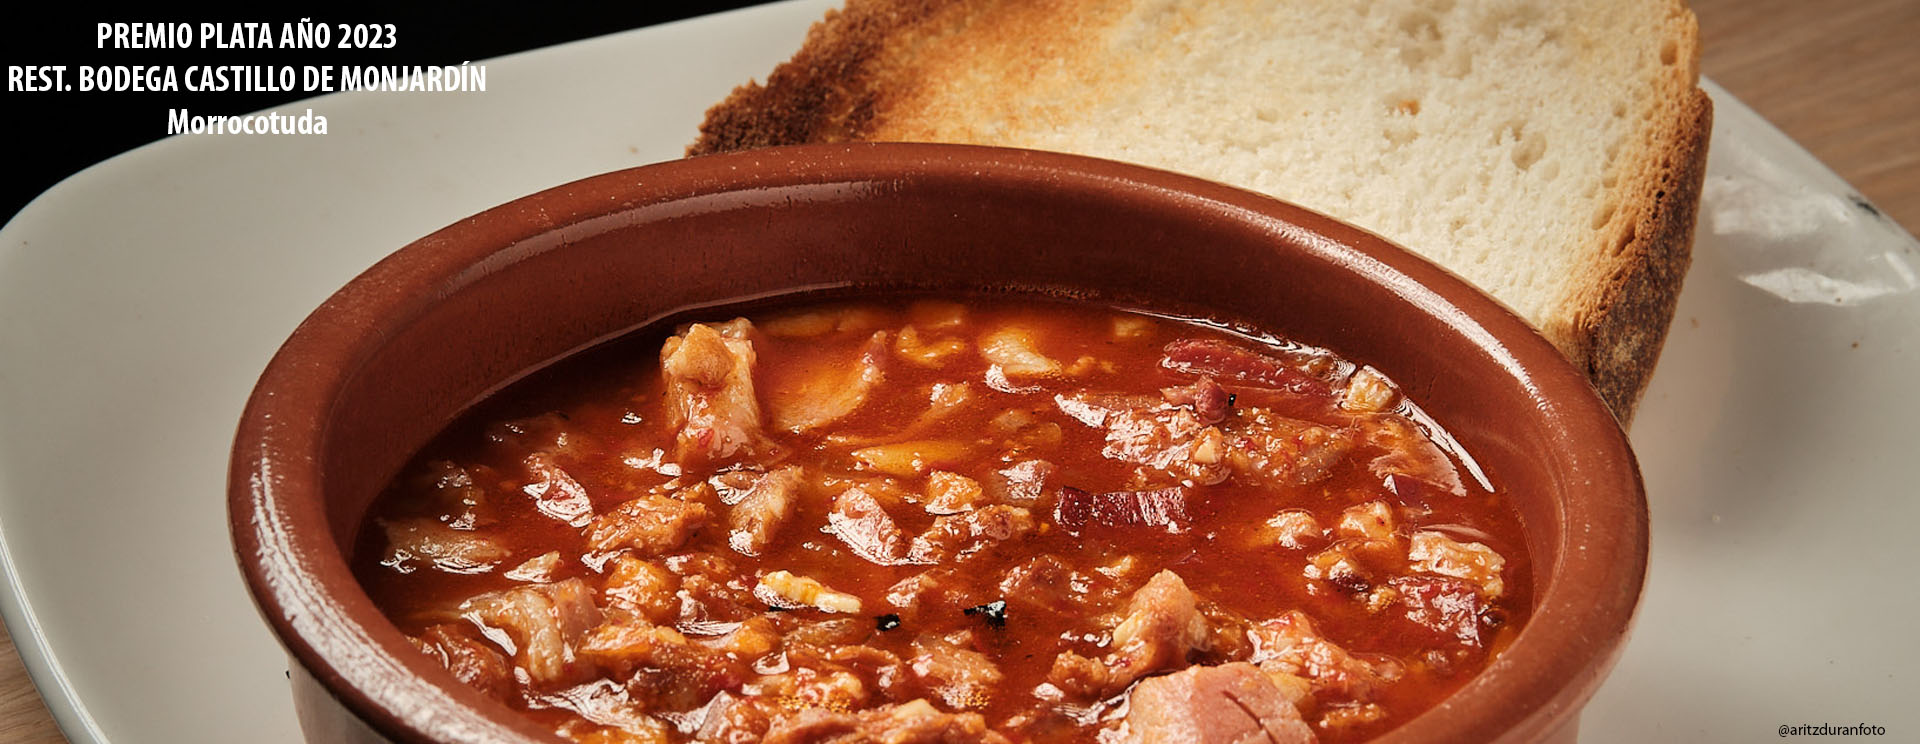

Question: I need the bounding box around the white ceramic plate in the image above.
[1,1,1914,741]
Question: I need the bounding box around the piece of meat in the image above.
[602,555,679,625]
[535,682,664,742]
[998,554,1111,618]
[1063,390,1361,489]
[1160,338,1339,396]
[699,696,788,744]
[908,504,1036,563]
[780,618,875,662]
[1053,392,1127,428]
[693,690,772,743]
[826,645,913,698]
[1407,531,1507,598]
[503,551,562,583]
[828,485,911,565]
[586,492,711,557]
[728,466,803,556]
[410,624,513,701]
[460,578,603,686]
[661,321,766,465]
[1050,570,1210,698]
[708,468,764,505]
[703,616,782,660]
[767,331,888,432]
[1225,408,1360,487]
[666,552,760,625]
[522,453,596,527]
[922,471,989,514]
[1119,662,1318,744]
[997,555,1074,599]
[1160,376,1231,425]
[1057,393,1232,485]
[377,518,509,574]
[908,633,1004,710]
[986,459,1054,505]
[578,622,746,710]
[1249,611,1402,702]
[1259,510,1325,549]
[1359,414,1466,496]
[1335,501,1398,541]
[1302,535,1403,595]
[1109,570,1211,680]
[1053,486,1192,536]
[761,699,1012,744]
[1390,575,1492,648]
[1339,366,1399,413]
[1043,651,1111,700]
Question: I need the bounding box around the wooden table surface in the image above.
[1,1,1914,741]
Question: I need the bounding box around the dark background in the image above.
[0,2,773,226]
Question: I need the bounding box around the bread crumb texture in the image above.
[692,0,1711,419]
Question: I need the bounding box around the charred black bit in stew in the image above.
[353,297,1531,744]
[964,600,1010,629]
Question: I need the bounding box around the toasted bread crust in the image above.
[1555,87,1712,422]
[690,0,1711,422]
[691,0,939,154]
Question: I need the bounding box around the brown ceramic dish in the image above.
[229,143,1647,744]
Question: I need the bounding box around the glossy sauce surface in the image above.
[353,297,1531,744]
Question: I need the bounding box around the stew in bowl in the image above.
[229,143,1645,744]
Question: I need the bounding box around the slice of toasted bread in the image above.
[690,0,1711,421]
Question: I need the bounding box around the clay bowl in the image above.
[229,143,1646,744]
